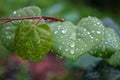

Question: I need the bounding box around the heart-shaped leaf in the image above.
[50,16,104,61]
[0,6,41,52]
[14,23,52,61]
[90,27,120,58]
[9,6,41,25]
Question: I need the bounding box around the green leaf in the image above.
[0,6,41,52]
[107,51,120,66]
[0,24,17,51]
[90,27,120,58]
[9,6,41,25]
[14,23,52,61]
[50,16,104,61]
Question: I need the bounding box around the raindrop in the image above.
[105,42,108,44]
[78,39,81,41]
[91,31,95,33]
[59,46,62,50]
[87,32,90,34]
[91,40,94,42]
[58,25,62,30]
[97,22,100,25]
[61,29,67,34]
[60,56,63,59]
[97,31,101,34]
[65,49,68,51]
[70,49,74,54]
[6,27,10,29]
[95,39,98,41]
[70,43,75,47]
[83,28,87,31]
[13,11,16,14]
[90,35,93,39]
[54,31,58,34]
[69,36,75,40]
[7,36,11,39]
[85,45,87,47]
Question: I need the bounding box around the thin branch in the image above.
[33,16,42,26]
[0,16,64,25]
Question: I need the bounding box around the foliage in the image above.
[0,6,120,66]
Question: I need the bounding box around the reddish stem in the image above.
[0,16,64,25]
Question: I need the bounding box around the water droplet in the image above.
[87,32,90,34]
[61,29,67,34]
[83,28,87,31]
[90,36,93,39]
[70,43,75,47]
[91,40,94,42]
[60,56,63,59]
[97,31,101,34]
[54,31,58,34]
[7,36,11,39]
[6,27,10,29]
[69,36,75,40]
[97,22,100,25]
[58,25,62,30]
[85,45,87,47]
[59,46,62,50]
[70,49,74,54]
[95,39,98,41]
[13,11,16,14]
[78,39,81,41]
[91,31,95,33]
[65,49,68,51]
[105,42,108,44]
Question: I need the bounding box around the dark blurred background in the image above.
[0,0,120,80]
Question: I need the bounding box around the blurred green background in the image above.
[0,0,120,80]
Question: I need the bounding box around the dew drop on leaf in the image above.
[65,49,68,51]
[61,29,67,34]
[70,49,74,54]
[70,43,75,48]
[97,31,101,34]
[13,11,16,14]
[54,30,58,34]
